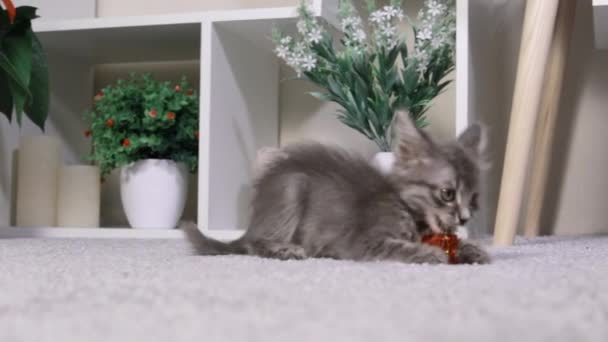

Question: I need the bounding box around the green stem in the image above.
[374,137,390,152]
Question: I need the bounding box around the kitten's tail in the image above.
[180,222,246,255]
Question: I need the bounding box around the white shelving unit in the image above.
[0,0,469,241]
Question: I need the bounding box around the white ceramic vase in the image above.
[370,152,396,175]
[120,159,188,229]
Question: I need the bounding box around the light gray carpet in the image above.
[1,235,607,342]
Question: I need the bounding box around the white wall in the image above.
[543,0,608,235]
[13,0,96,19]
[469,0,608,236]
[466,0,525,235]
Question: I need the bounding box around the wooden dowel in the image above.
[523,0,577,238]
[493,0,560,246]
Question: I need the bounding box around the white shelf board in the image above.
[31,3,336,64]
[37,22,202,64]
[32,7,299,32]
[0,226,244,241]
[593,0,608,49]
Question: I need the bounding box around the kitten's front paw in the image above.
[457,242,491,264]
[272,245,308,260]
[413,245,449,264]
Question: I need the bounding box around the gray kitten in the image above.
[186,111,490,264]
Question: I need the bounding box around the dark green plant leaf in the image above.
[24,33,49,130]
[0,53,29,123]
[0,69,13,120]
[14,6,39,21]
[436,79,452,95]
[326,76,343,98]
[0,51,30,95]
[309,91,332,102]
[2,27,33,118]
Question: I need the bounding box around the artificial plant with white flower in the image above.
[273,0,456,151]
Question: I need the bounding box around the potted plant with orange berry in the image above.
[84,73,199,229]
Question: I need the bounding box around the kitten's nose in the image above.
[458,209,471,225]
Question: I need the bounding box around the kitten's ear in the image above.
[392,110,433,160]
[458,123,486,158]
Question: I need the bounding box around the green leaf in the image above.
[0,70,13,120]
[1,28,33,120]
[399,42,408,61]
[436,79,452,95]
[309,91,332,102]
[3,25,33,89]
[327,76,344,99]
[0,52,30,96]
[14,6,39,22]
[0,82,13,122]
[0,59,28,123]
[387,44,401,69]
[23,33,48,130]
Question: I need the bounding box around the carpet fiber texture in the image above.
[0,235,607,342]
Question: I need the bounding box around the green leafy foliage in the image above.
[84,74,199,177]
[0,5,49,130]
[303,40,453,151]
[274,0,455,151]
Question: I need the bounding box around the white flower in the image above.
[417,62,427,74]
[286,55,299,67]
[396,9,405,21]
[413,49,430,74]
[280,36,292,45]
[307,27,323,44]
[297,20,308,34]
[275,45,290,59]
[294,42,307,54]
[431,37,444,49]
[373,20,398,49]
[353,46,364,55]
[383,6,398,19]
[354,29,367,43]
[418,9,425,19]
[341,16,361,31]
[341,13,366,48]
[427,1,444,17]
[417,27,432,41]
[301,55,317,71]
[382,25,396,39]
[369,10,384,24]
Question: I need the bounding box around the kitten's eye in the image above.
[440,188,456,202]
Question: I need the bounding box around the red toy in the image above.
[422,233,459,264]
